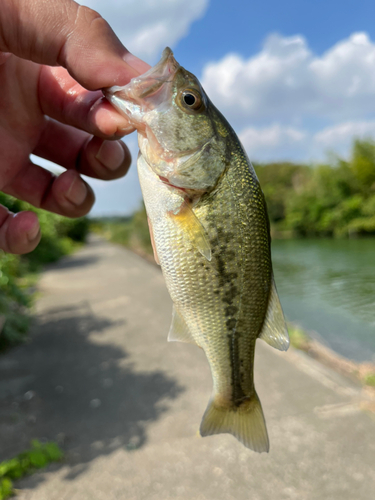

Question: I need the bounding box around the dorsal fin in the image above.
[258,278,289,351]
[169,199,211,261]
[168,306,198,345]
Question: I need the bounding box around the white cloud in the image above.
[239,121,375,163]
[239,124,307,162]
[201,32,375,125]
[81,0,208,60]
[314,120,375,147]
[200,32,375,163]
[312,120,375,158]
[240,124,306,149]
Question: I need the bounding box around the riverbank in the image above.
[288,324,375,408]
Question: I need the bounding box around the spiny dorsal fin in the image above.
[169,200,211,261]
[168,306,198,345]
[258,278,289,351]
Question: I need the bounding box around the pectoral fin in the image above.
[169,200,211,261]
[258,278,290,351]
[168,306,198,345]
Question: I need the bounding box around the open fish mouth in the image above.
[132,47,180,99]
[103,47,180,114]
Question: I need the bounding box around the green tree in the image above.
[350,138,375,191]
[255,139,375,238]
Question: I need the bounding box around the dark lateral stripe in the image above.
[228,331,246,405]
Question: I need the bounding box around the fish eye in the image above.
[184,93,196,106]
[180,89,204,111]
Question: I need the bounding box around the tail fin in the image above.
[199,390,269,453]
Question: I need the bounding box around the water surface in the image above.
[271,239,375,362]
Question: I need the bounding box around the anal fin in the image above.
[168,306,198,345]
[259,277,290,351]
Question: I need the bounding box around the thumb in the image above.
[0,0,150,90]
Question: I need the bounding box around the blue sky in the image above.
[38,0,375,216]
[176,0,375,72]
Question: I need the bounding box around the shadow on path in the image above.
[0,302,184,487]
[44,255,100,271]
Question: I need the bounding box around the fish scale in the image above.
[104,47,289,452]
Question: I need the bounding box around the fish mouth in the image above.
[103,47,180,117]
[131,47,180,99]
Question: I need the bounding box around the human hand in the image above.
[0,0,150,254]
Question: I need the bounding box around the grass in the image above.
[287,324,310,350]
[364,373,375,387]
[0,440,63,499]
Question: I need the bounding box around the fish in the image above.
[104,48,289,452]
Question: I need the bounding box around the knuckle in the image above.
[74,5,109,33]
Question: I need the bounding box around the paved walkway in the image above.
[0,237,374,500]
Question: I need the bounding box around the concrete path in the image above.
[0,237,374,500]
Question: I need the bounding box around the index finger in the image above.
[0,0,150,90]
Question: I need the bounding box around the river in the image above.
[271,239,375,363]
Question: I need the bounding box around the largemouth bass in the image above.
[104,48,289,452]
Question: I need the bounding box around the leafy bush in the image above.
[256,139,375,238]
[364,373,375,387]
[61,217,90,243]
[0,193,90,350]
[0,440,63,499]
[287,324,310,350]
[0,252,30,350]
[0,193,89,269]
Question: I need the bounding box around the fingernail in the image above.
[119,124,135,134]
[66,177,87,206]
[96,140,125,170]
[27,221,40,242]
